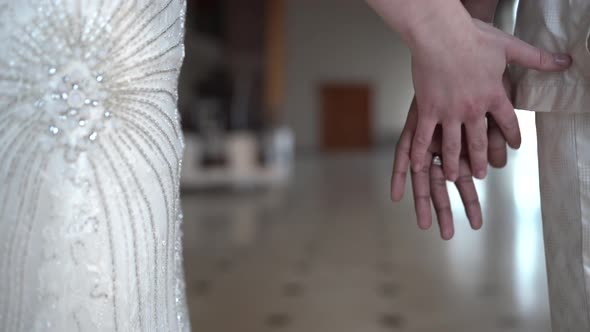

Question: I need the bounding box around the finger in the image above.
[455,159,482,230]
[391,100,419,201]
[430,162,454,240]
[410,116,436,173]
[487,115,507,168]
[391,119,415,201]
[490,97,521,149]
[431,125,443,153]
[411,151,433,230]
[465,118,488,179]
[503,33,572,71]
[442,121,461,182]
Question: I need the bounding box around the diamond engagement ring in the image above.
[432,155,443,167]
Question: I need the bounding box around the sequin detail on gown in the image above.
[0,0,189,331]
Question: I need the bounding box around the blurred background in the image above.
[179,0,549,331]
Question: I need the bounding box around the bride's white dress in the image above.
[0,0,189,331]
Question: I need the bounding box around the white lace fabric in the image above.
[0,0,189,331]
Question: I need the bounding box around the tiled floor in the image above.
[181,113,551,332]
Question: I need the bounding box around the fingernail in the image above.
[554,54,572,66]
[418,222,430,230]
[476,170,486,179]
[442,229,453,240]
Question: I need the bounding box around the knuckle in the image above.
[414,195,431,203]
[459,98,477,111]
[490,141,508,151]
[411,164,430,175]
[456,175,474,185]
[413,131,431,148]
[539,50,552,67]
[410,152,422,165]
[535,49,544,67]
[493,88,509,102]
[419,101,438,116]
[444,165,458,177]
[431,177,446,187]
[435,205,452,215]
[420,163,431,173]
[499,118,519,131]
[465,107,484,122]
[393,169,407,177]
[469,137,486,152]
[443,140,461,154]
[464,199,481,209]
[396,141,411,156]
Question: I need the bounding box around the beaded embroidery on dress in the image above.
[0,0,189,331]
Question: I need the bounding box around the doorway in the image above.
[320,83,372,151]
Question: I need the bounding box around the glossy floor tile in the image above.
[181,113,551,332]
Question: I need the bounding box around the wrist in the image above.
[403,4,474,52]
[367,0,467,46]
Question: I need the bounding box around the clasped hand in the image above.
[392,19,571,239]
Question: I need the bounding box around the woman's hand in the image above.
[367,0,571,181]
[408,17,571,181]
[392,98,509,240]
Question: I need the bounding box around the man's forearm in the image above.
[462,0,500,23]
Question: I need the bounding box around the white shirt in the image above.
[511,0,590,112]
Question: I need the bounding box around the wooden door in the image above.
[320,84,372,151]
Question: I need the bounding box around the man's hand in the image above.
[391,98,509,240]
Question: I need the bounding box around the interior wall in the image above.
[283,0,414,150]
